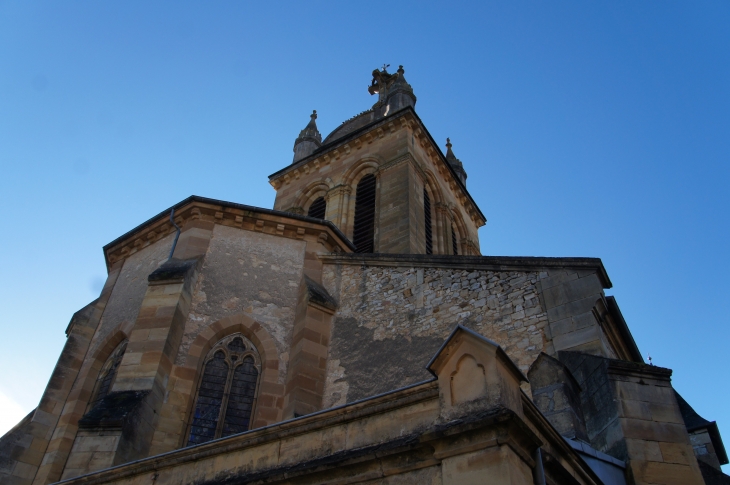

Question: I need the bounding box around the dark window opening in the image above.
[91,341,127,408]
[353,174,376,253]
[307,197,326,220]
[452,224,458,255]
[424,188,433,255]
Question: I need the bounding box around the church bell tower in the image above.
[269,66,485,255]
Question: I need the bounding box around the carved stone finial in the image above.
[293,110,322,163]
[446,138,456,159]
[369,63,416,116]
[445,138,467,186]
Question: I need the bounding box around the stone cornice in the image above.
[268,107,486,228]
[606,359,672,381]
[319,253,612,289]
[102,196,355,272]
[54,381,440,485]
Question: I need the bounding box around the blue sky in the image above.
[1,0,728,469]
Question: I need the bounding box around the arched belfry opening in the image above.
[307,196,326,220]
[424,187,433,255]
[353,174,376,253]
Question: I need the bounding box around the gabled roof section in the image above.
[268,106,486,227]
[102,195,355,272]
[426,324,528,382]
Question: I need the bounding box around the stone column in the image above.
[325,185,351,235]
[434,203,449,255]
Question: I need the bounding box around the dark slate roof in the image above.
[698,461,730,485]
[675,391,712,430]
[675,391,728,465]
[304,275,337,311]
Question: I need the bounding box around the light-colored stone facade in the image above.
[0,67,723,485]
[270,107,484,256]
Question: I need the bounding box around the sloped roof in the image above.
[675,391,728,465]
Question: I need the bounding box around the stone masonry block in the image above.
[621,418,689,444]
[659,441,694,466]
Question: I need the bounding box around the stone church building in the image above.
[1,66,727,485]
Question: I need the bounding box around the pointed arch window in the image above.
[424,188,433,255]
[353,174,376,253]
[451,224,459,255]
[88,340,127,410]
[307,196,327,220]
[187,334,261,446]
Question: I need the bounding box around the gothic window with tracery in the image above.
[353,174,376,253]
[89,340,127,409]
[307,196,326,220]
[187,334,261,446]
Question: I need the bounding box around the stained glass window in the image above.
[187,334,261,446]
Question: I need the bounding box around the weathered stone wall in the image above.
[689,429,723,470]
[90,233,174,355]
[321,264,549,407]
[61,429,121,480]
[0,410,35,484]
[178,225,307,381]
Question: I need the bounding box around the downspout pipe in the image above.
[533,447,546,485]
[168,209,181,260]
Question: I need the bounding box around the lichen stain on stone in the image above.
[322,358,349,408]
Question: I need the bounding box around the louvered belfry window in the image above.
[90,340,128,407]
[353,174,376,253]
[424,188,433,255]
[307,196,326,220]
[187,334,260,446]
[451,224,459,255]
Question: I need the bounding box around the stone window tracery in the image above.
[187,334,261,446]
